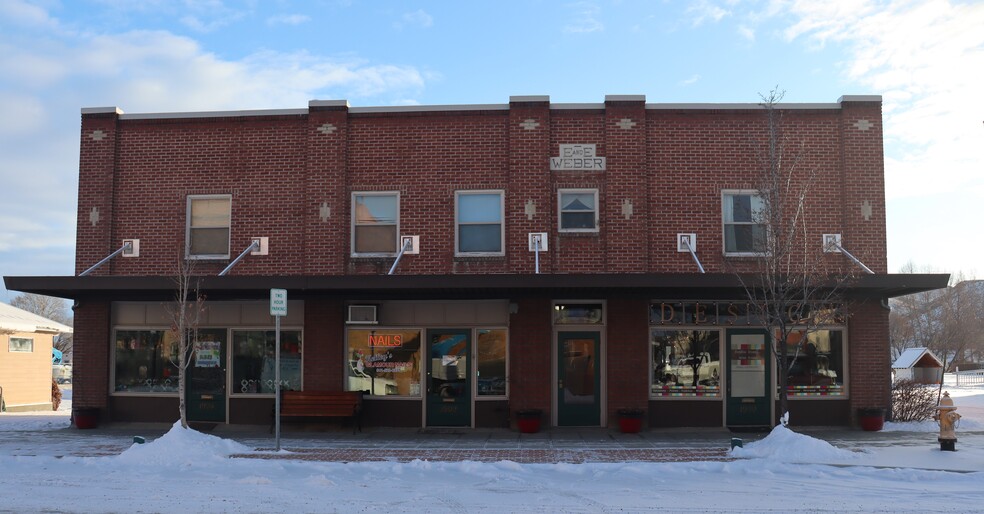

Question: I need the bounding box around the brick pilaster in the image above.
[507,96,552,273]
[840,96,887,273]
[604,95,649,271]
[305,100,350,274]
[76,108,121,275]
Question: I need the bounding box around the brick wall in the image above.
[77,98,886,279]
[508,297,552,417]
[71,301,110,413]
[848,300,892,417]
[606,298,650,419]
[303,298,345,390]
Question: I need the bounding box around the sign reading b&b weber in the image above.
[550,144,606,171]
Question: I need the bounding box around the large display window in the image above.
[231,330,302,394]
[114,329,179,393]
[346,329,422,397]
[781,329,845,397]
[651,329,722,398]
[476,328,507,397]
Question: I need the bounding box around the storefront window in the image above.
[346,329,421,397]
[232,330,302,394]
[651,329,721,398]
[114,329,179,392]
[782,329,845,397]
[476,329,507,396]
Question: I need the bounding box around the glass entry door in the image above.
[186,328,227,423]
[426,329,471,427]
[557,331,601,426]
[726,329,771,427]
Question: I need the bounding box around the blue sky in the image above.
[1,0,982,301]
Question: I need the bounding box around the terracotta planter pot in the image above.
[73,408,99,429]
[618,416,642,433]
[516,410,542,433]
[858,408,885,431]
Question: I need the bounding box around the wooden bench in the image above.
[273,390,363,434]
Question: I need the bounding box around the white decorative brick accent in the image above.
[520,119,540,131]
[319,202,331,222]
[616,118,637,130]
[89,207,100,226]
[90,130,107,141]
[621,198,633,219]
[524,199,537,220]
[861,200,873,221]
[853,119,873,131]
[317,123,337,135]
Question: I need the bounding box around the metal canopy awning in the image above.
[4,273,950,302]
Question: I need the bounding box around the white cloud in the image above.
[772,0,984,273]
[400,9,433,29]
[563,2,605,34]
[0,6,428,280]
[737,24,755,40]
[687,0,730,26]
[679,74,701,86]
[0,0,59,28]
[266,14,311,26]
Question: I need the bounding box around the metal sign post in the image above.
[270,288,287,451]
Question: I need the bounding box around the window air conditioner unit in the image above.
[347,305,378,324]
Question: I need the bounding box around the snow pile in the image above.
[117,421,251,466]
[731,424,859,462]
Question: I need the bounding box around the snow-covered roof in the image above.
[892,347,942,369]
[0,302,72,334]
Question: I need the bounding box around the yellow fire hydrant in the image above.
[934,391,961,452]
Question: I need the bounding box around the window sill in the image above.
[454,255,506,262]
[350,255,397,261]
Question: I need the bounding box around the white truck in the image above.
[663,352,719,386]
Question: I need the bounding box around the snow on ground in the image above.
[2,383,984,512]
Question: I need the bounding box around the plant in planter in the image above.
[858,407,886,431]
[515,408,543,434]
[616,408,645,433]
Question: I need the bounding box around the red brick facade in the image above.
[65,95,900,429]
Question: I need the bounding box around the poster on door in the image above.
[195,340,221,368]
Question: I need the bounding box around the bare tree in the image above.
[10,293,71,324]
[891,272,984,401]
[729,88,858,422]
[163,256,206,429]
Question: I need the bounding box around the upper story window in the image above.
[456,190,504,256]
[722,190,767,255]
[186,195,231,259]
[558,189,599,232]
[9,337,33,352]
[352,192,399,255]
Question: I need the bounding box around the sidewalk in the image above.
[5,416,981,469]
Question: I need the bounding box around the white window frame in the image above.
[721,189,767,257]
[351,191,400,257]
[186,194,232,260]
[557,188,599,233]
[455,190,505,256]
[9,337,34,352]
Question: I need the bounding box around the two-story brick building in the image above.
[5,95,947,429]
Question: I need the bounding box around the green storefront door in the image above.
[426,329,471,427]
[186,328,227,423]
[557,331,601,427]
[726,329,771,427]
